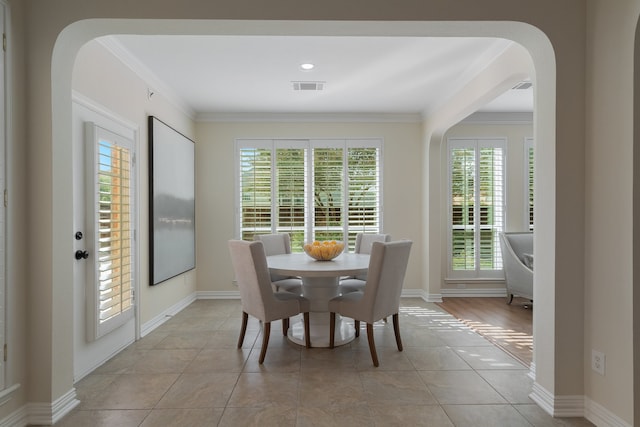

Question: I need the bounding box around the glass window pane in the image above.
[240,148,272,240]
[313,148,343,231]
[96,140,133,324]
[238,140,381,251]
[449,140,505,274]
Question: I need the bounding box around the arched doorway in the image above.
[51,18,558,412]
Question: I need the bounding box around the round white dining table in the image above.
[267,252,369,347]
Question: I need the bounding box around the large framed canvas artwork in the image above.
[148,116,195,285]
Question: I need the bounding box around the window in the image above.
[85,123,135,341]
[236,139,382,251]
[524,137,534,230]
[448,138,505,278]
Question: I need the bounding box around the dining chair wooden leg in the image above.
[329,312,336,348]
[282,318,290,336]
[354,320,360,337]
[303,312,311,348]
[259,321,271,364]
[237,311,249,348]
[392,313,403,351]
[366,323,379,367]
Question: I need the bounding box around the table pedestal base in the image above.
[288,312,355,348]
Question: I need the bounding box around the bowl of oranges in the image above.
[303,240,345,261]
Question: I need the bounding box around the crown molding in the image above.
[196,112,424,123]
[96,36,196,120]
[460,111,533,125]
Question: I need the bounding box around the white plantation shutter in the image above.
[448,138,505,278]
[347,141,381,250]
[275,142,307,248]
[236,139,382,252]
[450,145,476,271]
[525,137,534,230]
[238,141,272,240]
[85,123,135,341]
[478,143,504,270]
[312,141,344,242]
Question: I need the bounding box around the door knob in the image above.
[75,250,89,260]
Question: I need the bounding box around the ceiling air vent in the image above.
[292,81,325,91]
[512,81,533,90]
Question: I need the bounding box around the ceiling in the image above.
[105,35,533,118]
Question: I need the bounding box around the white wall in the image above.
[72,40,198,326]
[194,120,424,294]
[585,1,639,423]
[2,0,28,417]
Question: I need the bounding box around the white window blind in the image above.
[313,145,344,242]
[448,138,505,278]
[275,146,306,238]
[239,144,272,239]
[85,123,135,341]
[236,139,382,252]
[525,137,534,230]
[347,145,381,248]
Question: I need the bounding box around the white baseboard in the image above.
[197,290,434,300]
[400,289,428,299]
[585,397,632,427]
[441,287,508,298]
[553,394,585,418]
[27,388,80,426]
[0,404,27,427]
[418,292,443,303]
[530,382,561,416]
[528,362,536,380]
[197,291,240,299]
[529,382,631,426]
[0,388,79,427]
[530,382,585,417]
[140,292,198,337]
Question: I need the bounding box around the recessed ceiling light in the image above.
[300,63,315,71]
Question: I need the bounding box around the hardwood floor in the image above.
[436,297,533,366]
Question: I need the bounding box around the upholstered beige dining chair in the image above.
[339,233,391,294]
[228,240,311,363]
[254,233,303,294]
[329,240,412,367]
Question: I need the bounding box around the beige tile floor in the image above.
[59,298,594,427]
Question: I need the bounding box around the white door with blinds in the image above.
[72,97,137,381]
[448,138,505,279]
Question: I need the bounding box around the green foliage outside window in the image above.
[239,141,380,252]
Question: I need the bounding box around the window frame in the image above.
[447,137,506,280]
[235,138,383,251]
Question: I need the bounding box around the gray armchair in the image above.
[499,232,533,304]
